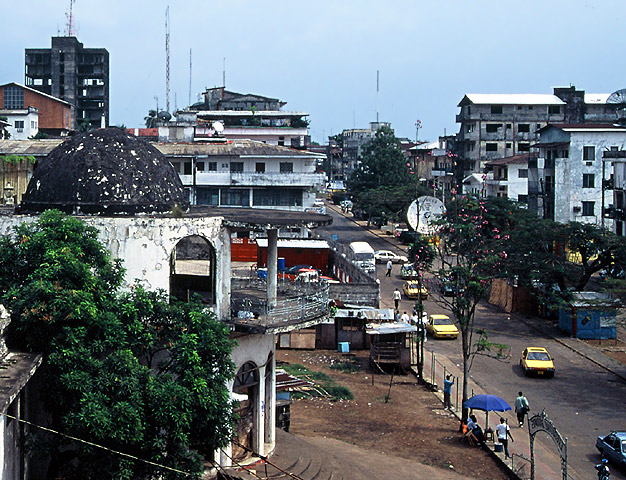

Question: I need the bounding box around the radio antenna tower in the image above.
[65,0,76,37]
[165,6,171,113]
[188,49,192,107]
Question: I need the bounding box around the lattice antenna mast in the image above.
[165,6,171,113]
[188,49,192,107]
[65,0,76,37]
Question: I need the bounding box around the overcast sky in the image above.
[2,1,625,143]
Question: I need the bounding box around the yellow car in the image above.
[426,314,459,339]
[402,280,428,300]
[520,347,555,378]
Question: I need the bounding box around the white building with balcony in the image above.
[484,153,531,202]
[155,140,325,212]
[530,124,626,225]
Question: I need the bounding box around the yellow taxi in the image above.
[520,347,555,378]
[402,280,428,300]
[425,314,459,339]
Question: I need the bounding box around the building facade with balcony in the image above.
[529,124,626,225]
[484,153,532,202]
[25,36,109,129]
[455,86,620,176]
[155,140,325,213]
[603,150,626,235]
[0,83,72,136]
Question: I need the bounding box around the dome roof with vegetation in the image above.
[21,128,188,215]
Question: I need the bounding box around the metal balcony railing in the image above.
[230,278,329,332]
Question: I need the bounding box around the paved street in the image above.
[320,203,626,480]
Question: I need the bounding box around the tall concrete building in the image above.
[25,36,109,130]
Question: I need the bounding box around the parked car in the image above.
[402,280,428,300]
[400,263,420,279]
[520,347,555,377]
[596,431,626,471]
[425,314,459,339]
[374,250,408,264]
[441,279,464,296]
[398,230,420,245]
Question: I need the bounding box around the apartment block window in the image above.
[467,124,474,133]
[583,146,595,161]
[278,136,285,146]
[486,124,500,133]
[230,162,244,173]
[208,162,217,171]
[561,149,569,158]
[518,169,528,179]
[256,162,265,173]
[536,124,542,131]
[491,105,503,114]
[582,201,595,216]
[548,105,561,114]
[467,106,472,114]
[486,143,498,152]
[518,143,530,152]
[518,124,530,133]
[583,173,595,188]
[183,162,192,175]
[279,162,293,173]
[506,143,512,149]
[506,123,512,129]
[3,86,24,109]
[14,120,24,129]
[196,162,205,172]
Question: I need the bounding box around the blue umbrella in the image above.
[463,394,511,412]
[463,394,511,434]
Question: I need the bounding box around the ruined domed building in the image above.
[0,127,332,474]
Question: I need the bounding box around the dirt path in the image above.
[278,349,509,480]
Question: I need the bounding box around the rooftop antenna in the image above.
[188,48,192,107]
[223,57,226,88]
[165,6,171,113]
[376,70,379,123]
[65,0,76,37]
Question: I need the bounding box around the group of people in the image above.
[462,391,530,459]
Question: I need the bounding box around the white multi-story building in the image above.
[483,153,531,202]
[155,139,326,212]
[530,124,626,225]
[0,106,39,140]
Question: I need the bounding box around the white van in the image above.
[348,241,376,273]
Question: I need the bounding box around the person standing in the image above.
[496,417,514,458]
[514,391,530,427]
[393,288,401,311]
[386,259,393,277]
[400,311,410,323]
[443,375,454,410]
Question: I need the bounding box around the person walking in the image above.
[496,417,514,458]
[386,259,393,277]
[514,391,530,427]
[393,288,401,311]
[443,375,454,410]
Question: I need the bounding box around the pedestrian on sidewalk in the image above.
[496,418,514,458]
[393,288,401,311]
[400,311,410,323]
[514,391,530,427]
[443,375,454,410]
[386,260,393,277]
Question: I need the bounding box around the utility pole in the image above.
[165,6,170,113]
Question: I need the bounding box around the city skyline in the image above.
[2,0,625,144]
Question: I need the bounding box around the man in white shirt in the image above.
[386,260,393,277]
[496,417,514,458]
[400,311,410,323]
[393,288,401,311]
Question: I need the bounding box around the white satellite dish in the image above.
[213,121,224,133]
[407,196,445,235]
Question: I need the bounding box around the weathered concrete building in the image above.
[530,124,626,225]
[0,128,332,472]
[483,153,533,202]
[25,36,109,130]
[455,86,621,175]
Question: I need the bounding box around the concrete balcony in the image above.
[184,172,325,188]
[229,278,329,334]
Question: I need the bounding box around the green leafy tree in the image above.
[144,110,158,128]
[0,116,10,139]
[428,196,510,422]
[0,211,235,479]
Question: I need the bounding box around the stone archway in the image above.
[232,361,259,462]
[170,235,216,304]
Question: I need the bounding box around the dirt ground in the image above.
[277,349,509,480]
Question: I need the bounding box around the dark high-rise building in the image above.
[25,36,109,129]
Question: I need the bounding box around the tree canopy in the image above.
[0,210,235,479]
